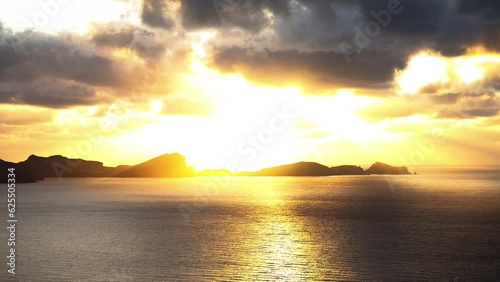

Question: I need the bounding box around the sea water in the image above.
[1,166,499,281]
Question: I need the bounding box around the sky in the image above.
[0,0,499,171]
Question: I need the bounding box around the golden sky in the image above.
[0,0,499,171]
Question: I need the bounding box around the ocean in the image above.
[1,166,499,281]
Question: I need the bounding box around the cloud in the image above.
[212,47,406,91]
[363,0,500,56]
[1,0,500,119]
[201,1,437,91]
[0,29,136,87]
[180,0,289,32]
[196,0,500,94]
[272,1,363,50]
[141,0,175,29]
[91,26,135,48]
[90,22,167,59]
[457,0,500,15]
[0,79,99,108]
[437,92,500,118]
[0,23,193,109]
[428,93,460,105]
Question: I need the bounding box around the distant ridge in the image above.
[253,162,332,176]
[365,162,411,175]
[117,153,194,178]
[0,159,37,183]
[0,153,192,183]
[200,162,410,177]
[330,165,366,175]
[0,153,411,183]
[20,154,130,179]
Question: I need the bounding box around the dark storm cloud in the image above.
[180,0,219,29]
[277,0,448,46]
[207,0,417,90]
[180,0,289,31]
[0,79,98,108]
[432,0,500,56]
[272,0,363,50]
[200,0,500,93]
[357,0,452,35]
[141,0,175,29]
[457,0,500,16]
[351,0,500,55]
[213,46,407,90]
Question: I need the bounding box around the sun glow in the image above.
[299,90,381,143]
[22,31,498,171]
[397,50,500,94]
[455,54,500,83]
[455,58,484,83]
[396,52,448,94]
[107,33,388,170]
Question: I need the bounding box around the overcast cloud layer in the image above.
[0,0,499,119]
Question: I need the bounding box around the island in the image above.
[0,153,412,183]
[365,162,411,175]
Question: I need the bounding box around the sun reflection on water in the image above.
[228,183,324,281]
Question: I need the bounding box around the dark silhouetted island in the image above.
[0,159,37,183]
[198,163,371,177]
[365,162,411,175]
[251,162,332,176]
[232,162,405,177]
[117,153,194,178]
[0,153,412,183]
[20,154,131,179]
[330,165,366,175]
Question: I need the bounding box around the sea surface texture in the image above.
[1,166,499,281]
